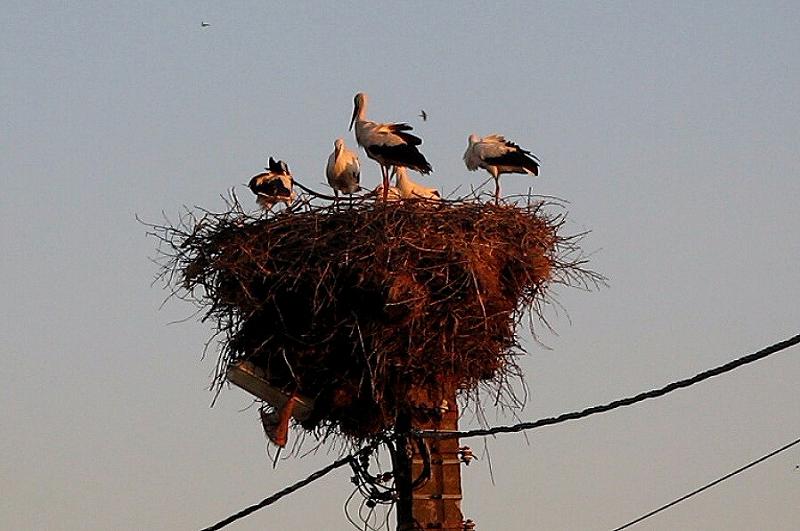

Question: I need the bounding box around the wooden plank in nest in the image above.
[226,360,314,421]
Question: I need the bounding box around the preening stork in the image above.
[393,166,440,201]
[248,156,296,210]
[463,134,540,203]
[326,138,361,197]
[349,92,432,200]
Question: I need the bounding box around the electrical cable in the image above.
[199,453,353,531]
[200,440,382,531]
[200,333,800,530]
[420,333,800,440]
[611,435,800,530]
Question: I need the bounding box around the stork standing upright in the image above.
[349,92,432,200]
[463,134,540,204]
[248,157,296,210]
[326,138,361,198]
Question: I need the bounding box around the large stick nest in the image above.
[151,194,601,440]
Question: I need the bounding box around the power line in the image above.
[200,333,800,530]
[199,454,353,531]
[199,440,383,531]
[611,435,800,530]
[420,333,800,440]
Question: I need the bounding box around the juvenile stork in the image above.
[349,92,432,200]
[393,166,440,201]
[325,138,361,197]
[248,156,295,210]
[463,134,540,204]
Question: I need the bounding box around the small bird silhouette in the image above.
[200,21,210,27]
[418,109,427,121]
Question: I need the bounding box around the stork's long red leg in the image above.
[382,166,390,201]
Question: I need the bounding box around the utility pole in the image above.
[228,361,472,529]
[393,382,469,531]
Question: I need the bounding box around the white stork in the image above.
[463,134,540,203]
[349,92,432,200]
[248,156,296,210]
[393,166,440,201]
[325,138,361,197]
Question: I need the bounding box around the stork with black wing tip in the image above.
[349,92,432,200]
[463,134,540,204]
[326,138,361,198]
[248,156,296,211]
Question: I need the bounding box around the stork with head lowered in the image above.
[326,138,361,198]
[463,134,540,204]
[248,156,296,211]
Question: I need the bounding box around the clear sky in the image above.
[2,2,799,530]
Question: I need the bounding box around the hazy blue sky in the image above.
[2,2,799,530]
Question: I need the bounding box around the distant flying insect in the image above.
[200,21,210,27]
[393,166,440,201]
[326,138,361,197]
[419,109,427,121]
[248,157,295,210]
[349,92,432,200]
[463,134,540,204]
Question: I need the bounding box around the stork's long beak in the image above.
[349,103,358,131]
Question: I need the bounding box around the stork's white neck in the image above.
[395,168,411,193]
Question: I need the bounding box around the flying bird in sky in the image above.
[200,21,210,27]
[248,157,295,210]
[326,138,361,197]
[418,109,427,121]
[463,134,540,204]
[349,92,432,200]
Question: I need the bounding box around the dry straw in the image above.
[149,192,602,441]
